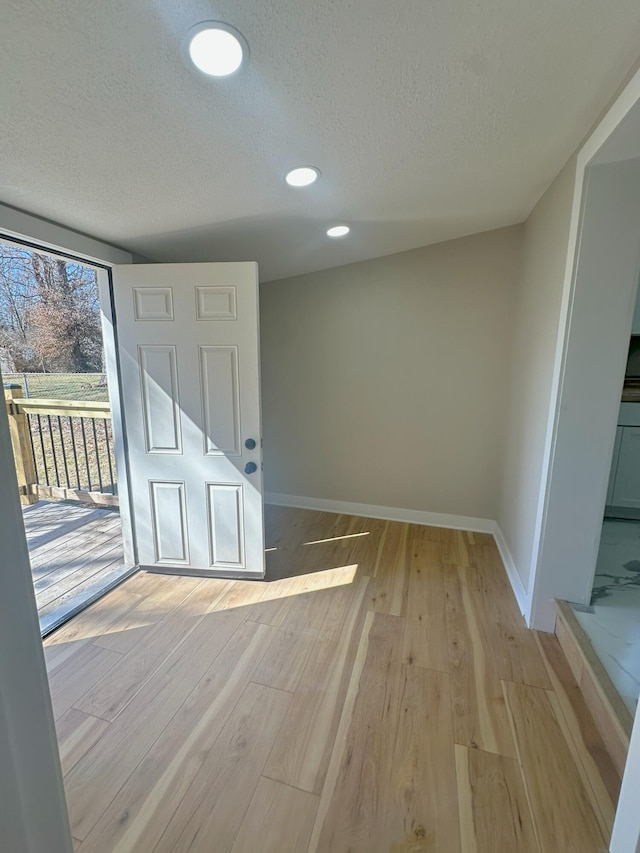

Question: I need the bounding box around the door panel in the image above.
[200,345,241,456]
[139,345,182,453]
[195,285,237,320]
[112,262,264,577]
[207,482,245,568]
[149,480,189,564]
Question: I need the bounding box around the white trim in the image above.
[492,523,530,620]
[265,491,495,534]
[265,493,533,619]
[0,221,137,574]
[527,157,584,624]
[97,269,136,568]
[585,66,640,168]
[610,700,640,853]
[525,155,590,631]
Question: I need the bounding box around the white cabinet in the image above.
[633,287,640,333]
[611,427,640,508]
[607,426,624,505]
[607,408,640,516]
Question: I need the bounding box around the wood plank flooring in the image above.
[43,506,620,852]
[23,500,128,634]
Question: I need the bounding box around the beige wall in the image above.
[496,158,577,590]
[260,226,522,520]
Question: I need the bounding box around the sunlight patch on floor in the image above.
[304,532,370,546]
[44,564,360,647]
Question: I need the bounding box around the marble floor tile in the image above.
[572,519,640,716]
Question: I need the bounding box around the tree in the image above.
[0,243,103,373]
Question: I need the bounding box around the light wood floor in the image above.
[43,506,621,852]
[24,500,127,635]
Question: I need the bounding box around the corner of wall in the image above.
[491,522,532,622]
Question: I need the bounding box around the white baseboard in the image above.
[491,523,530,619]
[265,492,531,619]
[264,491,495,534]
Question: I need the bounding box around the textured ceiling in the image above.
[2,1,640,281]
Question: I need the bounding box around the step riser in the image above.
[555,600,632,778]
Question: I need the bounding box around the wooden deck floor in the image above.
[23,500,128,635]
[44,506,620,852]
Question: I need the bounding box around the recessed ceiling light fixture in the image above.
[327,225,350,238]
[186,21,247,77]
[285,166,320,187]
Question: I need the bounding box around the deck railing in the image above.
[4,384,118,507]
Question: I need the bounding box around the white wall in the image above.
[0,371,73,852]
[260,226,522,524]
[610,698,640,852]
[496,159,577,593]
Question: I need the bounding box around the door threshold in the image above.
[40,564,139,638]
[142,565,265,581]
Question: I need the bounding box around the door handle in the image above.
[245,438,256,450]
[244,461,257,474]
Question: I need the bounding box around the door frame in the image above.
[525,65,640,851]
[0,211,135,852]
[0,228,137,570]
[527,157,640,629]
[526,66,640,630]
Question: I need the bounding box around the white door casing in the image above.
[112,262,264,578]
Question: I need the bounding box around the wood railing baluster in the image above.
[3,391,118,506]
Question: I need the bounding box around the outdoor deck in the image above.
[23,500,130,635]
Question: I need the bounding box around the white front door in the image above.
[111,262,264,578]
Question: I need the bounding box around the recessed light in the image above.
[285,166,320,187]
[186,22,247,77]
[327,225,350,238]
